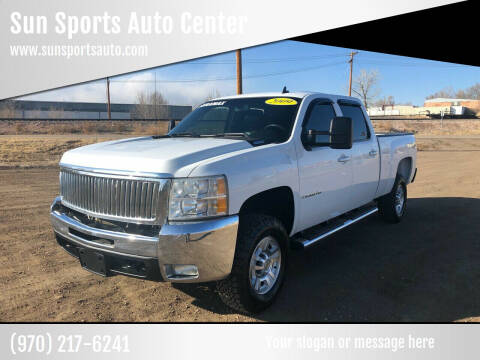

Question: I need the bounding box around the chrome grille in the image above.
[59,168,169,224]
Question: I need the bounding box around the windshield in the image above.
[169,97,301,145]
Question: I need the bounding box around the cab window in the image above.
[303,103,336,144]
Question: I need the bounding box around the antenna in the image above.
[282,86,289,94]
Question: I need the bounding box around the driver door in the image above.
[296,99,353,230]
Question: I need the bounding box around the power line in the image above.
[356,58,469,68]
[245,61,346,79]
[171,53,350,64]
[110,60,347,84]
[184,53,469,67]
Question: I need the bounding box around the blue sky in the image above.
[21,40,480,106]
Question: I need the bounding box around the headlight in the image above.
[168,176,228,220]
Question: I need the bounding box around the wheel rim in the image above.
[394,184,405,216]
[249,235,282,295]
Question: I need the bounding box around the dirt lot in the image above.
[0,135,124,168]
[0,136,479,322]
[0,120,169,136]
[372,119,480,136]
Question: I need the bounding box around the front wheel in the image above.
[378,175,407,223]
[216,214,287,314]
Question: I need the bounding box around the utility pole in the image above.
[348,51,358,96]
[236,49,243,94]
[106,77,111,123]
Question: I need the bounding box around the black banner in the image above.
[293,1,477,66]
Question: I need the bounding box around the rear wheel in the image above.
[378,175,407,223]
[217,214,287,314]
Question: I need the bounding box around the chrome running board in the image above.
[292,205,378,249]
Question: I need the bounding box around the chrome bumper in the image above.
[50,197,239,282]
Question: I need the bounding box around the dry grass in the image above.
[2,133,479,170]
[2,117,480,169]
[372,119,480,151]
[0,120,169,136]
[2,119,480,137]
[415,136,480,151]
[0,120,169,169]
[372,119,480,136]
[0,135,124,168]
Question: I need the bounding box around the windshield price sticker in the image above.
[265,98,297,105]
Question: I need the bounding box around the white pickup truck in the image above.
[51,92,417,313]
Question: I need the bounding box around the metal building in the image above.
[0,100,192,120]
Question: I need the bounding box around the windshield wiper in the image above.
[156,132,249,139]
[152,134,171,139]
[169,132,200,137]
[153,132,197,139]
[204,132,250,138]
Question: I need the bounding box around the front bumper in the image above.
[50,197,239,282]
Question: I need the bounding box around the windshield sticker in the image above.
[199,101,226,107]
[265,98,297,105]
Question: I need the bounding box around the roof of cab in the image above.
[212,92,362,104]
[215,92,312,100]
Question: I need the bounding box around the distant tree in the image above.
[374,95,395,107]
[204,89,222,102]
[426,86,456,99]
[455,89,468,99]
[190,89,223,109]
[460,83,480,99]
[132,90,169,119]
[426,83,480,101]
[352,69,380,109]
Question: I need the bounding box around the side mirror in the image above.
[330,116,353,149]
[304,116,352,149]
[168,119,176,131]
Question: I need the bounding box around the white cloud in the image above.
[109,72,155,103]
[19,70,236,106]
[18,80,106,103]
[158,80,236,105]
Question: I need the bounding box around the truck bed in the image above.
[375,132,416,198]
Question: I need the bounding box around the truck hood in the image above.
[60,136,252,177]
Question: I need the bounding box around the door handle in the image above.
[369,150,378,157]
[337,155,351,163]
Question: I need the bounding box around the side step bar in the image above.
[292,206,378,249]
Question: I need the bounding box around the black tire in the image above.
[377,175,407,223]
[216,213,288,314]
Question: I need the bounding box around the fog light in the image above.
[165,264,199,279]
